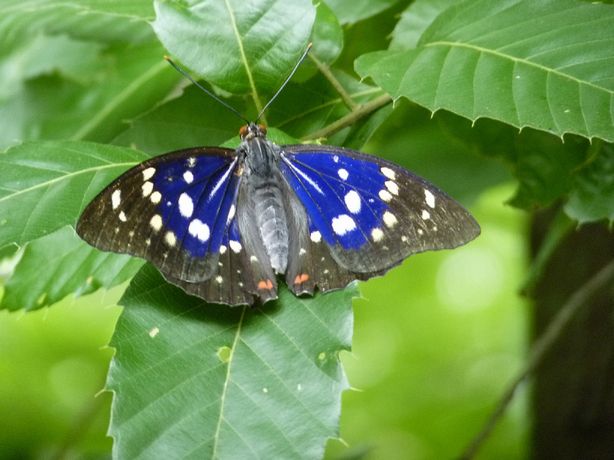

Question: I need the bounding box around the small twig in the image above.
[302,94,392,141]
[309,53,359,111]
[459,258,614,460]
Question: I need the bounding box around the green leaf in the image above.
[0,226,142,312]
[0,0,154,45]
[108,264,356,459]
[356,0,614,142]
[324,0,400,24]
[389,0,452,50]
[0,42,179,149]
[428,110,590,210]
[0,141,146,249]
[509,131,588,209]
[152,0,316,99]
[565,141,614,223]
[0,34,105,100]
[268,71,381,139]
[310,2,344,64]
[113,85,244,155]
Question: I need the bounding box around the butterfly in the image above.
[76,50,480,307]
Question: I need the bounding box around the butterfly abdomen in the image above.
[251,176,289,275]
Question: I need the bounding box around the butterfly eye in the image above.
[239,125,249,138]
[258,124,267,135]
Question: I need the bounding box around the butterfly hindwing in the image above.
[280,145,480,278]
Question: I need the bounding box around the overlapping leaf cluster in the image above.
[1,0,613,458]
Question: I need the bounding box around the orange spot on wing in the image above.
[293,273,310,285]
[258,279,274,290]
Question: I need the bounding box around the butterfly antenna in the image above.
[164,56,250,124]
[255,43,313,122]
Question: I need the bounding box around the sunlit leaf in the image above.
[0,34,105,100]
[389,0,452,50]
[108,264,356,459]
[0,0,154,46]
[0,226,142,312]
[565,141,614,223]
[0,42,179,149]
[152,0,315,96]
[356,0,614,142]
[0,141,146,249]
[311,2,344,64]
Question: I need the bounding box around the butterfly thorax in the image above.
[240,125,289,274]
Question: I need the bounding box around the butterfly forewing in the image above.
[77,147,240,285]
[280,145,480,275]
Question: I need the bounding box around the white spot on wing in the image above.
[188,219,209,241]
[425,189,436,208]
[142,167,155,181]
[229,240,242,253]
[118,211,127,222]
[178,193,194,218]
[111,190,121,209]
[150,214,162,231]
[188,157,196,167]
[250,255,258,263]
[150,191,162,204]
[310,231,322,243]
[344,190,361,214]
[165,231,176,246]
[421,210,431,220]
[299,248,306,255]
[371,228,384,242]
[219,245,227,254]
[383,211,398,228]
[417,228,424,235]
[338,168,349,180]
[183,170,194,184]
[379,189,392,202]
[215,275,223,284]
[142,181,153,197]
[381,167,396,180]
[385,180,399,195]
[332,214,356,236]
[333,155,339,163]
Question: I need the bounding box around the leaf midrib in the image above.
[223,0,263,115]
[0,162,137,204]
[69,60,168,141]
[426,40,614,96]
[211,306,247,459]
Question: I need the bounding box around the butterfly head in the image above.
[240,123,267,141]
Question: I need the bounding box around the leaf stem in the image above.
[458,258,614,460]
[309,53,358,111]
[302,94,392,141]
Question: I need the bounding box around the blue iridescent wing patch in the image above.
[280,144,480,277]
[78,147,244,303]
